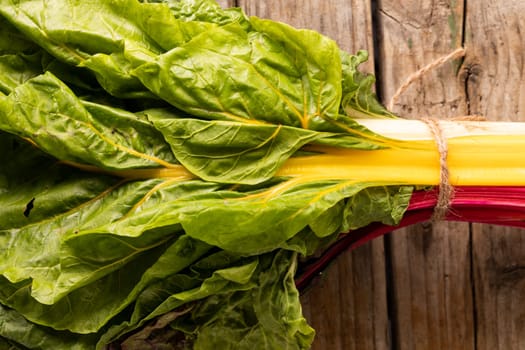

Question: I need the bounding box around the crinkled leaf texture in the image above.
[175,251,315,350]
[0,1,407,349]
[340,50,396,119]
[133,19,342,130]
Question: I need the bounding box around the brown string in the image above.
[386,48,478,221]
[450,115,487,122]
[422,118,454,221]
[388,47,466,111]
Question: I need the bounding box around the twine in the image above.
[388,47,466,111]
[421,118,454,221]
[387,47,472,221]
[450,115,486,121]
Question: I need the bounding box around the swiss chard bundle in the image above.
[1,0,524,349]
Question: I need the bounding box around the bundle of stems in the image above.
[296,186,525,290]
[283,118,525,186]
[295,118,525,290]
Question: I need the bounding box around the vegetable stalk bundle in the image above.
[296,186,525,290]
[0,0,523,349]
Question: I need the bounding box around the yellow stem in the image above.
[62,120,525,187]
[278,134,525,186]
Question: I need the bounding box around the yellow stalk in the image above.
[63,119,525,187]
[278,123,525,186]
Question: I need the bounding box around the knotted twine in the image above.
[388,47,470,221]
[421,117,453,221]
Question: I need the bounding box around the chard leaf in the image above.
[248,17,342,130]
[133,19,342,130]
[0,16,37,55]
[0,163,118,230]
[308,200,345,238]
[0,0,213,97]
[98,254,260,346]
[0,336,24,350]
[0,73,177,170]
[340,50,395,118]
[147,112,383,184]
[173,251,314,350]
[177,180,373,253]
[342,185,413,231]
[101,251,313,348]
[0,234,210,334]
[0,304,96,350]
[0,179,173,304]
[161,0,249,27]
[41,55,101,94]
[0,52,42,94]
[0,133,52,195]
[148,116,321,184]
[81,179,378,254]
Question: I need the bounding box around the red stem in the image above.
[296,186,525,290]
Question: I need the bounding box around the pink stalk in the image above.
[296,186,525,290]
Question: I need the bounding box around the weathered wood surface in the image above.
[219,1,525,349]
[376,1,475,349]
[466,0,525,349]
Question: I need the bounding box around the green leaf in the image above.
[133,19,342,130]
[340,50,396,118]
[0,0,213,97]
[98,253,259,347]
[147,111,385,184]
[0,336,25,350]
[0,52,43,94]
[342,185,413,231]
[0,304,96,350]
[0,16,38,55]
[148,116,321,184]
[161,0,249,27]
[308,200,345,238]
[249,17,342,130]
[0,234,210,334]
[0,163,118,230]
[175,251,314,350]
[0,133,53,196]
[0,73,178,170]
[83,179,384,254]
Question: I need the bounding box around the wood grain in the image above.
[376,0,475,349]
[215,0,234,8]
[377,0,466,116]
[465,1,525,349]
[236,1,387,349]
[301,240,389,350]
[386,222,475,349]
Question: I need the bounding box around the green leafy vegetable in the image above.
[340,50,396,118]
[0,1,409,349]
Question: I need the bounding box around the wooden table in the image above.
[218,1,525,348]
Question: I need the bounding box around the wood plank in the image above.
[471,226,525,350]
[375,0,476,349]
[235,1,387,349]
[377,0,467,116]
[301,240,389,350]
[386,222,475,349]
[465,1,525,348]
[215,0,234,8]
